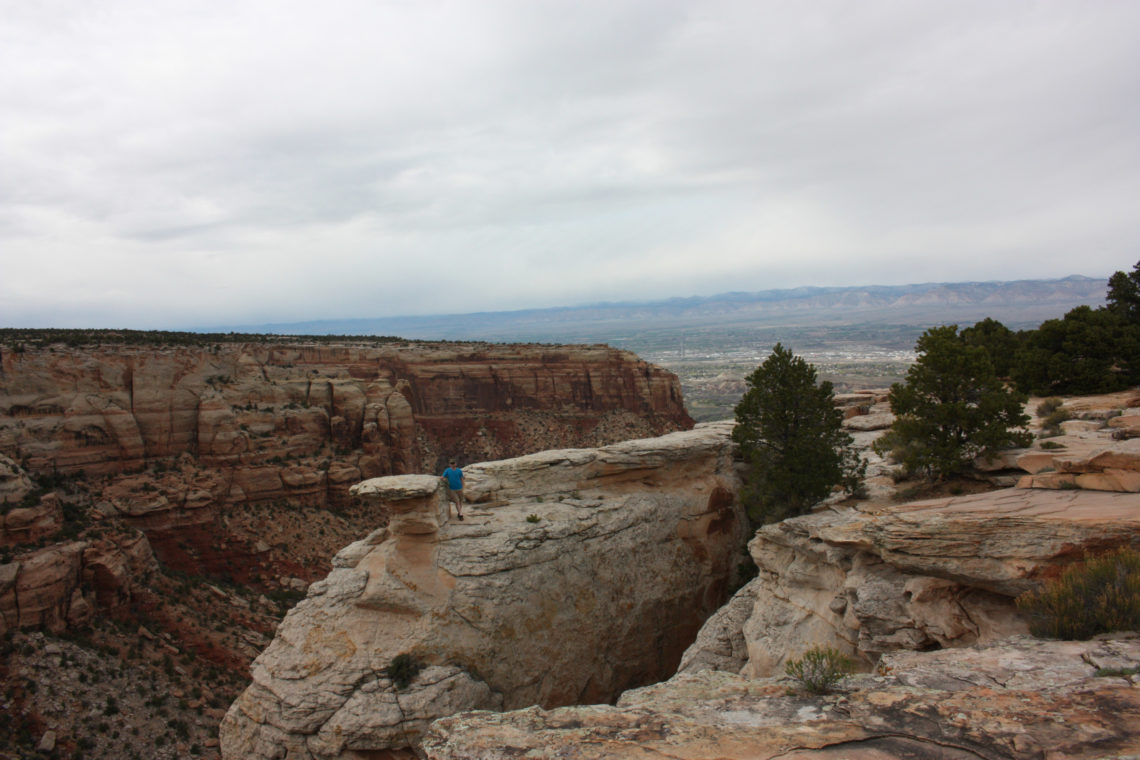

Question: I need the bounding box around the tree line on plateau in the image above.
[734,260,1140,524]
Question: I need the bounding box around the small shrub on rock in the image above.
[526,514,540,523]
[784,646,854,694]
[386,653,423,690]
[1042,407,1073,432]
[1016,548,1140,639]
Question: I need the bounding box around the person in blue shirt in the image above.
[441,458,465,521]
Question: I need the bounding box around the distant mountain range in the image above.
[208,276,1107,344]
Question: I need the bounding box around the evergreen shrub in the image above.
[1016,549,1140,639]
[784,646,854,694]
[386,653,423,689]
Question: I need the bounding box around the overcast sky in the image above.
[2,1,1138,329]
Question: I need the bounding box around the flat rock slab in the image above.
[890,486,1140,523]
[221,423,748,760]
[422,636,1140,760]
[352,475,441,501]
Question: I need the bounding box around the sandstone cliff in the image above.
[220,422,747,758]
[0,529,156,634]
[416,434,1140,759]
[0,340,691,608]
[421,635,1140,759]
[0,341,690,485]
[681,487,1140,679]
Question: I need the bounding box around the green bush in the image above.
[526,514,540,523]
[784,646,854,694]
[386,653,423,690]
[1016,548,1140,639]
[1035,397,1064,417]
[1042,407,1073,431]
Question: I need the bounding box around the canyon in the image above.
[0,340,690,482]
[0,339,692,759]
[0,340,690,613]
[4,334,1140,758]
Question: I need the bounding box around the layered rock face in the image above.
[220,423,747,758]
[681,487,1140,678]
[0,341,691,600]
[0,341,690,487]
[0,531,156,633]
[421,635,1140,759]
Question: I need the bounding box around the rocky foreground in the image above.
[423,635,1140,759]
[219,394,1140,759]
[220,422,748,758]
[418,460,1140,759]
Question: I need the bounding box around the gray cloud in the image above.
[1,0,1138,328]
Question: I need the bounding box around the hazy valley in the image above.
[210,275,1106,421]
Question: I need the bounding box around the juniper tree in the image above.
[732,344,865,524]
[1107,260,1140,324]
[876,325,1032,480]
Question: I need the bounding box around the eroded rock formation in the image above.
[681,487,1140,678]
[0,340,691,607]
[0,530,156,632]
[0,341,690,486]
[421,635,1140,759]
[220,422,747,758]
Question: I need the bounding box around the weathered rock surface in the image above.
[836,391,894,432]
[682,487,1140,678]
[421,635,1140,759]
[1,493,63,546]
[220,422,747,758]
[1017,437,1140,492]
[0,453,33,505]
[0,341,690,504]
[0,531,156,632]
[0,341,692,609]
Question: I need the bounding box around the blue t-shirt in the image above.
[442,466,463,490]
